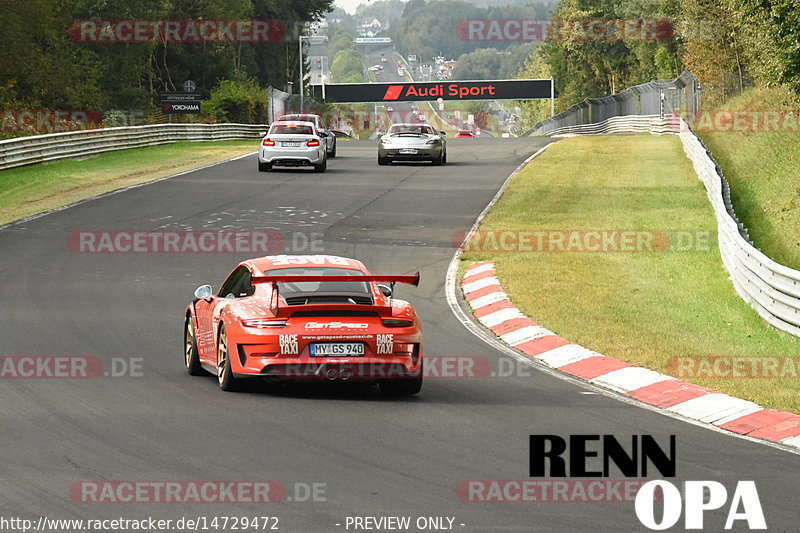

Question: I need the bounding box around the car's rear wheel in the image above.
[313,158,327,173]
[217,323,240,391]
[378,155,389,165]
[258,161,271,172]
[432,150,443,165]
[442,150,447,164]
[329,140,337,158]
[184,317,203,376]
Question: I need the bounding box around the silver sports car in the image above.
[378,123,447,165]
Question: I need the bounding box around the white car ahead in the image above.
[258,121,326,173]
[277,113,337,158]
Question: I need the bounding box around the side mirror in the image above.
[378,284,393,298]
[259,131,267,137]
[439,130,447,137]
[194,285,213,300]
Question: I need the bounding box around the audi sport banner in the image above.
[160,92,201,114]
[323,79,554,103]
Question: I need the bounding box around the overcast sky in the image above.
[334,0,404,15]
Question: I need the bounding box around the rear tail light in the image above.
[394,343,415,355]
[426,139,438,145]
[381,318,414,327]
[394,343,420,365]
[262,139,275,146]
[307,139,320,146]
[242,318,286,328]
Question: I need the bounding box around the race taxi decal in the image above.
[279,334,299,355]
[376,334,394,355]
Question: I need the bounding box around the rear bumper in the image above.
[226,316,422,380]
[244,359,423,381]
[231,336,422,380]
[379,146,441,161]
[233,356,422,381]
[260,147,325,166]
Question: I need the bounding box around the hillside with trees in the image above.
[387,0,554,61]
[0,0,332,122]
[513,0,800,128]
[451,43,540,80]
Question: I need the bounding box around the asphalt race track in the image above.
[1,138,799,532]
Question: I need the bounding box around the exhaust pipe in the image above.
[315,364,353,381]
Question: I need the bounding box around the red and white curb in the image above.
[461,261,800,450]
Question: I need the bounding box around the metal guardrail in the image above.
[545,115,680,136]
[526,71,699,137]
[0,123,268,171]
[678,118,800,337]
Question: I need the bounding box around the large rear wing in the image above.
[250,273,420,286]
[250,272,420,316]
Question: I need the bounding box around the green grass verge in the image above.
[460,135,800,413]
[0,140,256,226]
[698,86,800,269]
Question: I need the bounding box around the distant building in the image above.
[360,17,382,29]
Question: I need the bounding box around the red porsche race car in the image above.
[184,255,423,395]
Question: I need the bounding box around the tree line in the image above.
[0,0,332,124]
[512,0,800,129]
[386,0,555,63]
[378,0,798,129]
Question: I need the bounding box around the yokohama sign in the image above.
[324,80,554,103]
[160,92,201,114]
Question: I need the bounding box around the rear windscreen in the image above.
[270,124,314,135]
[388,125,433,135]
[265,268,370,298]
